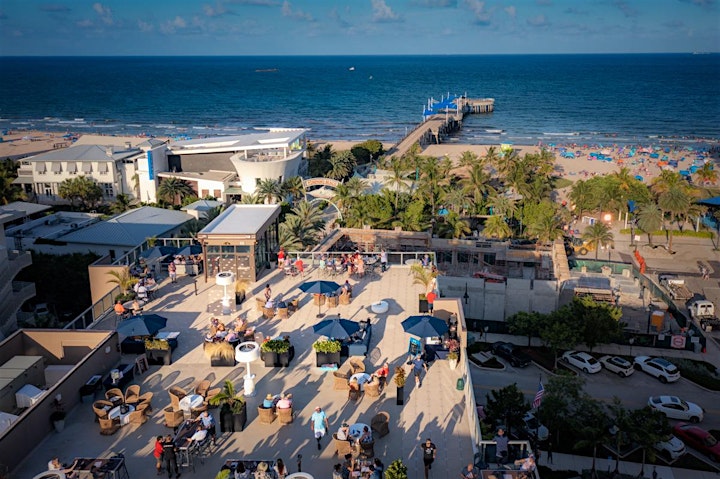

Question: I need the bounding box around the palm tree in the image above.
[582,222,614,260]
[526,212,564,247]
[157,177,194,206]
[569,180,594,219]
[256,178,282,204]
[106,268,138,295]
[458,150,479,168]
[240,193,263,204]
[332,183,354,218]
[290,200,326,234]
[281,176,305,204]
[443,188,468,215]
[485,192,517,220]
[695,162,718,186]
[109,193,137,214]
[326,150,356,180]
[462,163,494,214]
[658,186,691,253]
[572,397,611,479]
[625,407,670,478]
[483,215,512,239]
[386,157,410,213]
[636,202,663,246]
[345,177,367,197]
[651,170,685,197]
[437,212,471,239]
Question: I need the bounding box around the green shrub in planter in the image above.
[313,339,341,353]
[385,459,408,479]
[261,339,291,354]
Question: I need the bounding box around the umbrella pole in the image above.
[317,301,324,319]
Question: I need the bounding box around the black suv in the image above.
[491,341,531,367]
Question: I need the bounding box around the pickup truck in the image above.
[659,274,693,300]
[688,299,720,332]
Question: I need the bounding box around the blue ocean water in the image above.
[0,54,718,146]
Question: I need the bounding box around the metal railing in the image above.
[63,285,120,331]
[0,250,32,286]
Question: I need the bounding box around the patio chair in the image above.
[313,294,326,306]
[277,307,289,319]
[137,392,154,412]
[349,358,366,375]
[105,388,124,404]
[348,382,362,402]
[168,386,186,411]
[124,385,141,405]
[99,417,120,435]
[277,407,293,425]
[164,406,184,428]
[364,381,381,398]
[339,291,351,305]
[371,412,390,438]
[256,298,265,311]
[289,299,300,312]
[263,307,275,319]
[326,295,339,308]
[92,400,113,421]
[258,406,276,424]
[128,404,148,425]
[359,439,375,458]
[333,370,351,390]
[333,433,354,456]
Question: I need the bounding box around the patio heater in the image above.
[215,271,236,315]
[235,341,260,397]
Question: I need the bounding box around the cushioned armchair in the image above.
[258,406,276,424]
[349,358,366,375]
[364,381,381,398]
[277,407,293,425]
[124,385,140,405]
[129,403,148,425]
[359,439,375,458]
[99,417,120,435]
[333,370,351,390]
[168,386,187,411]
[105,387,124,404]
[371,412,390,438]
[263,307,275,319]
[137,392,154,412]
[164,406,184,428]
[348,381,362,401]
[92,400,112,421]
[339,290,351,305]
[256,298,265,311]
[277,307,289,319]
[333,433,354,456]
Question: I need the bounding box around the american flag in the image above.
[532,380,544,409]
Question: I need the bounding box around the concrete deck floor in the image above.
[15,266,472,479]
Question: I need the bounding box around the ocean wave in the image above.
[543,132,580,137]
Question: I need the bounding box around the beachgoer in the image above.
[310,406,329,450]
[412,354,428,388]
[417,438,436,479]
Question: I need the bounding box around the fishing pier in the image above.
[387,95,494,159]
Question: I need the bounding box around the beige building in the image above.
[0,207,36,338]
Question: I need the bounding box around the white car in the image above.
[562,351,602,374]
[654,435,687,461]
[648,396,704,423]
[599,355,635,377]
[634,356,681,383]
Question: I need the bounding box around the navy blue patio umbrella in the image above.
[298,280,341,318]
[117,314,167,338]
[401,315,449,338]
[312,317,360,340]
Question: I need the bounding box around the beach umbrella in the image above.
[401,315,449,338]
[298,280,341,318]
[312,317,360,340]
[117,314,167,338]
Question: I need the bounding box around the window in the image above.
[43,183,52,196]
[101,183,114,197]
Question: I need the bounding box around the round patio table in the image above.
[371,301,388,314]
[349,422,370,440]
[179,394,204,413]
[108,404,135,425]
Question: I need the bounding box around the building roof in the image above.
[24,144,141,163]
[0,202,52,217]
[199,204,279,236]
[73,135,167,148]
[169,129,306,154]
[57,206,192,246]
[158,170,235,182]
[182,200,223,212]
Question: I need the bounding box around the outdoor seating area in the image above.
[92,383,154,434]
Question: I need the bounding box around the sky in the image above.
[0,0,718,56]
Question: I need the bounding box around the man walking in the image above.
[310,406,329,450]
[426,290,437,313]
[162,434,181,478]
[417,438,436,479]
[412,354,428,388]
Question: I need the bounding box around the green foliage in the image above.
[0,158,25,205]
[582,222,614,260]
[261,339,291,354]
[145,339,170,350]
[540,311,582,369]
[666,358,720,391]
[485,383,529,438]
[393,366,406,387]
[308,144,334,178]
[157,177,195,206]
[215,470,231,479]
[208,380,245,414]
[57,175,103,210]
[384,459,408,479]
[312,339,341,353]
[563,296,623,350]
[619,228,714,238]
[410,263,437,291]
[552,177,573,189]
[106,268,139,294]
[506,311,546,347]
[351,140,384,165]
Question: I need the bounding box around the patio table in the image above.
[108,404,135,426]
[349,422,370,440]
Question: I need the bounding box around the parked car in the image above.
[673,423,720,462]
[633,356,680,383]
[648,396,704,423]
[561,351,602,373]
[491,342,531,368]
[522,411,549,441]
[654,435,687,461]
[599,355,635,377]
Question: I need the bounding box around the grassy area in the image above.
[619,228,714,238]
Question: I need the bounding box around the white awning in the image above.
[35,162,46,173]
[50,163,62,173]
[98,162,109,173]
[81,162,93,173]
[66,162,77,173]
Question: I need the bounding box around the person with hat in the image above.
[254,462,270,479]
[276,393,292,409]
[310,406,329,450]
[336,422,350,441]
[262,394,275,409]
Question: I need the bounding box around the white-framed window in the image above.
[101,183,114,197]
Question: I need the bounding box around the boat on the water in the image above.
[348,67,355,71]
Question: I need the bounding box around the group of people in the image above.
[204,316,254,344]
[333,455,385,479]
[261,392,293,410]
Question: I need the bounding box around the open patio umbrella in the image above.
[117,314,167,338]
[401,315,449,338]
[313,317,360,340]
[298,280,341,318]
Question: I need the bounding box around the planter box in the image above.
[220,404,247,432]
[235,291,246,305]
[316,350,341,367]
[147,349,172,366]
[261,346,295,367]
[418,296,429,313]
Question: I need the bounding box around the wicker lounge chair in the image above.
[371,412,390,438]
[258,406,276,424]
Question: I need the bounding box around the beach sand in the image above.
[0,130,71,160]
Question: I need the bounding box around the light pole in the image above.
[629,337,635,356]
[484,326,490,344]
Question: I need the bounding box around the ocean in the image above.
[0,54,718,146]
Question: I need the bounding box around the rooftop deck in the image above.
[14,266,474,479]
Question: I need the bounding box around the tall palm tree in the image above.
[157,177,194,206]
[436,212,471,239]
[345,176,368,198]
[109,193,137,214]
[485,192,517,220]
[443,188,468,215]
[106,269,138,295]
[256,178,282,204]
[636,202,663,246]
[658,186,691,253]
[483,146,500,172]
[650,170,685,197]
[332,183,354,218]
[569,180,595,219]
[281,176,305,204]
[326,150,356,180]
[483,215,512,239]
[695,162,718,186]
[462,163,494,214]
[386,157,410,213]
[582,222,614,260]
[290,200,326,234]
[240,192,263,204]
[458,150,479,169]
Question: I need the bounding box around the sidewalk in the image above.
[542,452,720,479]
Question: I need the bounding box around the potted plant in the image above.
[385,459,408,479]
[260,338,294,367]
[235,279,248,305]
[411,264,437,313]
[215,470,231,479]
[209,380,246,432]
[145,338,172,365]
[394,366,406,406]
[446,339,460,370]
[313,339,342,367]
[204,341,236,367]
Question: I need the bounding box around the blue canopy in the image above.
[697,196,720,206]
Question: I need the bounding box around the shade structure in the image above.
[697,196,720,207]
[0,411,19,435]
[141,246,177,260]
[176,244,202,256]
[298,280,341,318]
[401,315,449,338]
[117,314,167,338]
[313,317,360,340]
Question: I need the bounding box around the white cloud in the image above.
[203,2,228,17]
[526,14,549,27]
[138,20,154,32]
[371,0,401,22]
[464,0,491,25]
[76,18,93,28]
[92,2,113,25]
[282,1,313,21]
[504,5,516,17]
[160,16,187,34]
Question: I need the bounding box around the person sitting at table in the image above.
[131,299,142,315]
[337,422,351,441]
[276,393,293,409]
[114,300,128,318]
[48,457,78,474]
[234,462,251,479]
[375,362,389,387]
[262,394,275,409]
[224,329,238,343]
[357,426,372,445]
[342,280,352,295]
[515,454,536,472]
[195,410,217,445]
[255,462,271,479]
[264,299,275,309]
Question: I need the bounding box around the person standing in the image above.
[274,458,288,479]
[153,435,164,475]
[417,438,437,479]
[380,249,388,272]
[545,440,553,464]
[426,290,437,313]
[412,354,428,388]
[162,434,181,478]
[493,428,509,465]
[264,284,272,302]
[168,261,177,284]
[277,248,285,269]
[310,406,329,450]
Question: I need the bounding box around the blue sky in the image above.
[0,0,718,55]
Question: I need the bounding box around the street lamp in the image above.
[463,282,470,305]
[629,337,635,356]
[484,326,490,344]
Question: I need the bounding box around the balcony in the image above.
[0,281,36,333]
[0,250,32,286]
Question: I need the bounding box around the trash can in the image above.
[456,377,465,390]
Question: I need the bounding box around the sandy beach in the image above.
[2,130,717,186]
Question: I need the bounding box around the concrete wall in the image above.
[230,153,302,193]
[89,264,127,304]
[0,329,120,472]
[437,276,559,322]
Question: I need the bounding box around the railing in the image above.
[0,281,36,332]
[284,250,435,268]
[63,285,120,331]
[0,250,32,286]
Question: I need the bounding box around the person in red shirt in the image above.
[426,291,437,313]
[294,258,304,277]
[153,435,164,475]
[277,248,285,269]
[375,362,389,389]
